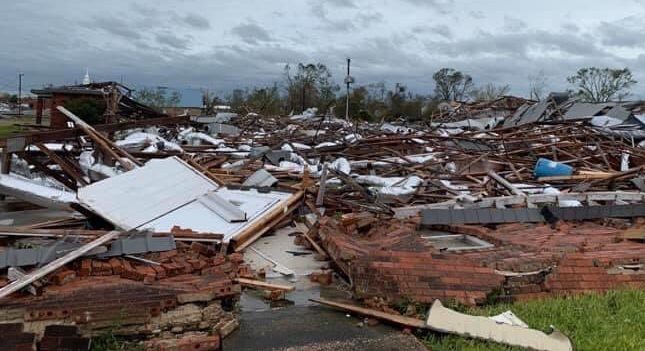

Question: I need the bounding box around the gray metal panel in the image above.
[507,101,549,127]
[265,150,291,166]
[99,233,176,258]
[563,103,612,120]
[243,169,278,188]
[606,106,632,121]
[207,123,241,136]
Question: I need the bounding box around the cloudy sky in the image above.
[2,0,645,100]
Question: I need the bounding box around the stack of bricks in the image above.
[0,242,246,345]
[318,217,645,306]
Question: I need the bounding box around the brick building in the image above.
[31,86,104,129]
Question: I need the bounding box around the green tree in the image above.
[284,63,339,114]
[246,84,282,115]
[134,87,182,111]
[65,98,106,125]
[432,68,473,102]
[567,67,636,102]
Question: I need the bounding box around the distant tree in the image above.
[469,83,510,102]
[8,94,18,104]
[432,68,473,102]
[134,87,182,111]
[246,84,282,115]
[528,70,548,101]
[65,98,106,125]
[567,67,636,102]
[284,63,339,113]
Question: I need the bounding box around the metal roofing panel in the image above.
[243,169,278,187]
[605,106,632,120]
[77,156,219,230]
[563,103,613,120]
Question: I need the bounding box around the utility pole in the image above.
[17,72,24,116]
[343,58,354,120]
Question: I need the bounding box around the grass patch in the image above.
[422,289,645,351]
[0,123,23,138]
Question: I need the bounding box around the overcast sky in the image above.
[2,0,645,99]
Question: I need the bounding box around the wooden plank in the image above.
[487,170,525,196]
[235,278,295,292]
[0,231,121,299]
[56,106,140,170]
[310,297,426,329]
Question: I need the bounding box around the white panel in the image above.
[77,157,219,229]
[142,188,290,241]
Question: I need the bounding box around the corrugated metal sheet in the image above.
[77,156,219,230]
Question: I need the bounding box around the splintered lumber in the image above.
[310,297,426,329]
[235,278,295,292]
[233,190,304,251]
[56,106,141,170]
[0,230,121,299]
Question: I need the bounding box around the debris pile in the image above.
[1,89,645,350]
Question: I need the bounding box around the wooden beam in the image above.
[57,106,141,170]
[310,297,426,329]
[235,278,295,292]
[0,231,121,299]
[34,143,88,186]
[487,170,525,196]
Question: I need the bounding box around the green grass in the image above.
[422,289,645,351]
[0,123,23,138]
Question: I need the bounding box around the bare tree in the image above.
[567,67,636,103]
[469,83,510,102]
[432,68,473,102]
[528,70,548,101]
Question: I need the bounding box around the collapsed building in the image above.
[1,90,645,350]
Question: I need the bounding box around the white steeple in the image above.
[82,68,91,85]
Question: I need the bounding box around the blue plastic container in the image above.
[534,158,574,178]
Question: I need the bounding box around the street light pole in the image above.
[17,73,24,116]
[344,58,354,121]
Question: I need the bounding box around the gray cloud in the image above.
[326,0,357,8]
[2,0,645,100]
[597,18,645,47]
[155,32,191,50]
[403,0,455,14]
[181,13,211,29]
[231,23,273,44]
[92,16,142,40]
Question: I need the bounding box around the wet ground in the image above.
[226,226,427,351]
